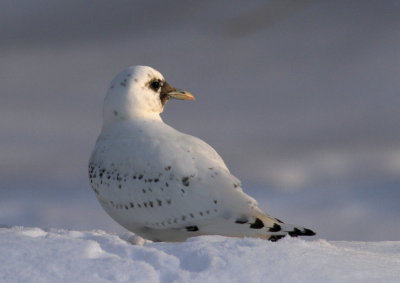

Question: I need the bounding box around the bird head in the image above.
[103,65,194,124]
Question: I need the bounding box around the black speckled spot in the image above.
[167,199,171,205]
[181,215,187,221]
[269,223,282,232]
[190,213,194,218]
[138,174,143,180]
[154,178,159,183]
[182,177,190,187]
[157,199,162,206]
[113,110,119,117]
[213,200,218,204]
[130,202,134,208]
[235,217,248,224]
[165,166,171,171]
[149,201,153,207]
[269,235,285,242]
[185,226,199,232]
[250,218,264,229]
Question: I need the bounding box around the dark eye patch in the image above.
[150,80,162,91]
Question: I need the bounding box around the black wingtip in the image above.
[289,227,316,237]
[303,228,316,236]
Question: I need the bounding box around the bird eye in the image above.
[150,80,162,91]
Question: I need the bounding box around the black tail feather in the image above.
[288,227,316,237]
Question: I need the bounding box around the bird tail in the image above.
[247,211,316,241]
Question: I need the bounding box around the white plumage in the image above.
[89,65,315,242]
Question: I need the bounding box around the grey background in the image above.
[1,0,399,241]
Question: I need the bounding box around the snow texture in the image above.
[1,227,399,283]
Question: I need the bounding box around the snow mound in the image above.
[1,227,399,283]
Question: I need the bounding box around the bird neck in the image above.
[102,112,163,130]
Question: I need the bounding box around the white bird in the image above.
[89,65,315,242]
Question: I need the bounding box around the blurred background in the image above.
[1,0,399,241]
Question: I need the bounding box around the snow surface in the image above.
[1,227,399,283]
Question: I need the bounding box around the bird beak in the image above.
[161,82,195,101]
[168,89,195,101]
